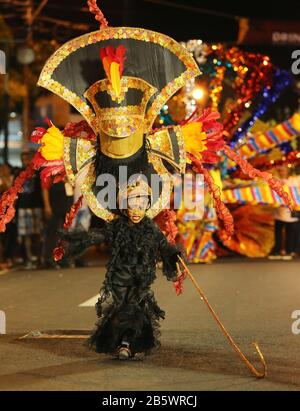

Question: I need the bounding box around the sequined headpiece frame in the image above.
[38,27,200,136]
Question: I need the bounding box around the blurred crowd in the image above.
[0,151,95,271]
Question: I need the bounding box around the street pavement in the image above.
[0,258,300,391]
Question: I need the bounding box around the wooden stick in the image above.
[177,257,267,378]
[18,333,88,340]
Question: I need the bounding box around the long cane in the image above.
[177,256,267,379]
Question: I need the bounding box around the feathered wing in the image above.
[0,122,66,232]
[31,122,66,187]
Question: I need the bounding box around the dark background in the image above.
[2,0,300,40]
[2,0,300,68]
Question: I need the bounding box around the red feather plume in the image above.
[100,45,126,77]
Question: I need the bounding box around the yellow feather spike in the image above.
[110,61,121,97]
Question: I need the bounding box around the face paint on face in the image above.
[127,207,146,223]
[127,195,149,224]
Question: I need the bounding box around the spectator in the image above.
[268,166,300,260]
[42,178,74,268]
[73,166,91,232]
[0,164,16,268]
[16,152,44,270]
[0,164,13,193]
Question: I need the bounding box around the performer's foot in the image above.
[118,346,131,360]
[117,342,132,360]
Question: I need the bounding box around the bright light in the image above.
[192,87,205,101]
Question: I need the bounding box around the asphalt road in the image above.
[0,259,300,391]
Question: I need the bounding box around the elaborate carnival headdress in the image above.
[38,4,200,148]
[37,1,200,220]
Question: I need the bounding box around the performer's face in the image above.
[127,196,149,224]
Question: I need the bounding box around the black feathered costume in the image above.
[62,215,181,355]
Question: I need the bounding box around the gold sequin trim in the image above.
[96,106,141,116]
[147,125,186,174]
[63,136,97,186]
[81,162,116,222]
[76,138,97,170]
[64,136,76,186]
[148,128,174,159]
[146,152,174,219]
[174,126,187,174]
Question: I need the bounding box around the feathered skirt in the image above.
[88,269,165,355]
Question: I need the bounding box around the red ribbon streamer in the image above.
[87,0,109,29]
[189,153,234,240]
[224,146,292,209]
[0,163,36,232]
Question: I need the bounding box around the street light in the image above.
[192,87,205,101]
[16,46,35,65]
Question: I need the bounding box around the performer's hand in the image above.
[173,262,187,295]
